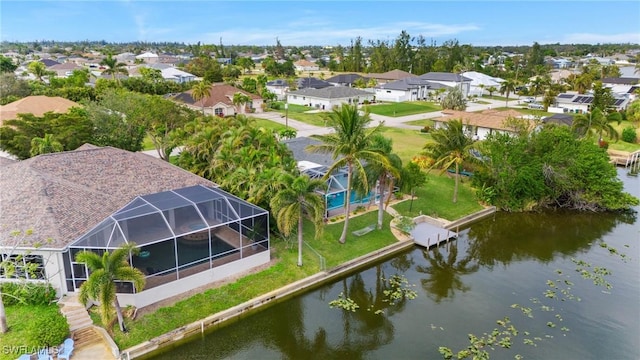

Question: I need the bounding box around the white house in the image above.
[418,72,472,98]
[555,93,631,114]
[375,77,431,102]
[266,79,290,101]
[286,87,373,110]
[294,59,319,72]
[432,109,532,140]
[461,71,504,97]
[136,51,159,64]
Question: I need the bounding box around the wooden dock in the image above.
[608,149,640,168]
[410,222,458,249]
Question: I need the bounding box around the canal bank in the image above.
[121,206,496,359]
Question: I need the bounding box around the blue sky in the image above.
[1,1,639,47]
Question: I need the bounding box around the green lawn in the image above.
[252,117,287,132]
[0,305,64,360]
[366,102,441,117]
[142,135,155,151]
[393,172,484,221]
[380,126,432,164]
[405,119,435,128]
[274,104,330,127]
[111,211,398,349]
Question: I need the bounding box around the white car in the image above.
[522,97,535,103]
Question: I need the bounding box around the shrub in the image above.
[420,125,431,133]
[622,126,637,143]
[26,309,69,347]
[0,282,57,305]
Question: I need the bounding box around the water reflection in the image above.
[416,242,479,303]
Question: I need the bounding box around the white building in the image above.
[286,87,373,110]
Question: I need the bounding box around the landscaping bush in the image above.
[26,309,69,347]
[420,125,431,133]
[0,282,57,305]
[622,126,637,143]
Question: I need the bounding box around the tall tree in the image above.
[423,119,475,203]
[100,54,129,79]
[440,87,467,111]
[232,92,251,114]
[392,31,413,72]
[499,79,517,107]
[75,243,145,333]
[270,173,327,266]
[27,61,50,82]
[0,55,17,73]
[572,107,621,142]
[306,105,389,243]
[191,81,211,114]
[364,135,402,230]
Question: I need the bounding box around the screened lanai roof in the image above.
[71,185,267,249]
[302,166,348,194]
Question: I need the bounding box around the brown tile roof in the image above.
[367,69,413,81]
[48,63,83,71]
[436,110,533,132]
[0,146,217,250]
[0,96,81,125]
[184,83,261,107]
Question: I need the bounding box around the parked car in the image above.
[528,103,545,110]
[522,97,535,103]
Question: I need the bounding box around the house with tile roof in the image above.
[286,87,374,110]
[0,145,270,308]
[432,109,533,140]
[0,96,81,125]
[294,59,319,72]
[171,83,263,117]
[554,93,631,114]
[367,69,413,84]
[47,62,85,77]
[325,74,369,87]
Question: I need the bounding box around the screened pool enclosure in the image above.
[64,185,269,294]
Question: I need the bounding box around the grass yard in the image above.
[142,135,155,151]
[393,172,484,220]
[252,117,287,132]
[380,126,432,164]
[0,305,64,360]
[274,103,331,127]
[366,102,441,117]
[405,119,435,127]
[111,211,398,349]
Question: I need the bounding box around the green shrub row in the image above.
[27,310,70,347]
[0,282,57,305]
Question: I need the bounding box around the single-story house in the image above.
[417,72,472,98]
[325,74,369,87]
[542,113,574,127]
[283,137,384,217]
[0,95,81,125]
[294,60,319,72]
[286,87,374,110]
[266,79,290,100]
[135,52,159,64]
[375,76,432,102]
[554,93,630,113]
[0,145,270,308]
[172,83,264,117]
[47,62,85,78]
[144,63,196,83]
[432,109,533,140]
[462,71,504,97]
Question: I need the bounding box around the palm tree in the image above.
[306,104,388,244]
[30,133,63,156]
[486,85,497,97]
[232,92,251,114]
[270,173,327,266]
[27,61,49,81]
[100,54,129,79]
[530,76,549,102]
[499,79,516,107]
[191,81,211,114]
[477,84,485,97]
[572,107,621,143]
[360,135,402,229]
[423,119,475,203]
[75,243,145,333]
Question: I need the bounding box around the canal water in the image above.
[152,170,639,360]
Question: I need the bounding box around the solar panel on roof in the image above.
[614,99,624,106]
